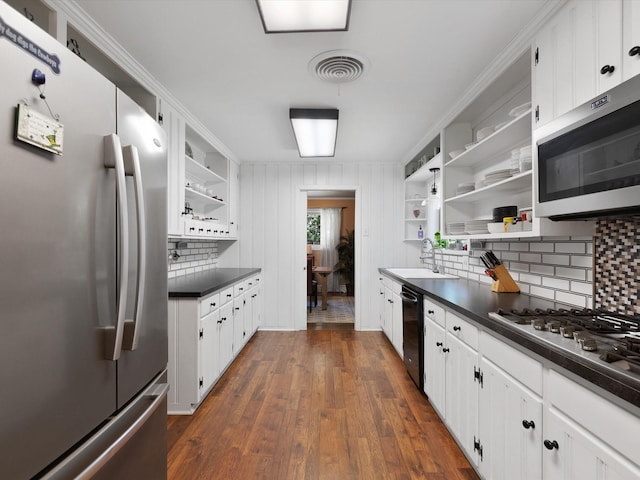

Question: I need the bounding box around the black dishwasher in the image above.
[401,285,424,391]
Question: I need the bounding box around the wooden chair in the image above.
[307,255,318,312]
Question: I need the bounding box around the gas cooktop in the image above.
[488,308,640,384]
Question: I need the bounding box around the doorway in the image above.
[295,187,360,330]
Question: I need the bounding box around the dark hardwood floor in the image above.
[167,330,479,480]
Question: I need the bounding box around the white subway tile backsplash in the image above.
[508,262,529,272]
[542,277,570,291]
[509,242,530,252]
[519,253,541,263]
[555,242,586,254]
[167,240,219,277]
[555,291,587,308]
[530,285,555,300]
[571,255,593,268]
[542,254,570,266]
[571,281,593,295]
[529,242,554,253]
[555,267,587,281]
[530,264,555,275]
[450,236,595,309]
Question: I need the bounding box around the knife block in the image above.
[491,264,520,293]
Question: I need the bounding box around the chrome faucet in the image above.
[420,238,442,273]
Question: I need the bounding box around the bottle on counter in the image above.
[418,225,424,239]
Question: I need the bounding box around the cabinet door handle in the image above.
[544,440,559,450]
[629,46,640,56]
[522,420,536,430]
[442,347,450,353]
[210,302,216,307]
[436,342,443,347]
[217,319,223,324]
[427,309,435,314]
[453,325,461,332]
[600,64,615,75]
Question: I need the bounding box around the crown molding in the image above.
[43,0,237,162]
[400,0,567,166]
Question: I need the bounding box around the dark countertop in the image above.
[379,268,640,410]
[168,268,261,298]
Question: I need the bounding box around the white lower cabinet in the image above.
[478,357,543,480]
[543,370,640,480]
[421,296,640,479]
[381,277,403,356]
[424,316,446,416]
[167,274,261,414]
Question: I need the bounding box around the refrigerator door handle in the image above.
[122,145,146,351]
[103,134,129,361]
[40,378,169,480]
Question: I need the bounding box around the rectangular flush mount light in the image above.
[290,108,339,158]
[256,0,351,33]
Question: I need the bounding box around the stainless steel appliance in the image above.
[0,5,168,478]
[535,73,640,220]
[401,285,424,390]
[488,308,640,385]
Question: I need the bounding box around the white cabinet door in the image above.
[218,302,234,373]
[544,408,640,480]
[479,357,543,480]
[424,317,446,417]
[161,101,186,236]
[199,309,220,395]
[392,290,403,357]
[595,0,623,93]
[233,294,245,353]
[445,332,479,464]
[383,285,394,342]
[533,6,561,127]
[623,0,640,79]
[228,158,239,238]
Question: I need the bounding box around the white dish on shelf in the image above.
[509,102,532,118]
[449,148,465,159]
[465,142,477,150]
[476,126,496,141]
[495,120,509,130]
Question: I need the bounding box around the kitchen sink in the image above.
[386,268,458,280]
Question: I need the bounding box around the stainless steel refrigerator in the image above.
[0,4,168,478]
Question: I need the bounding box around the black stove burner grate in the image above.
[496,308,640,334]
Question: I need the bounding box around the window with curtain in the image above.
[320,207,342,292]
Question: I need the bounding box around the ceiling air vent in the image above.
[309,50,369,84]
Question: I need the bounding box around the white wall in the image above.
[238,162,404,330]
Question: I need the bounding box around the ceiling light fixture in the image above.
[256,0,351,33]
[290,108,339,158]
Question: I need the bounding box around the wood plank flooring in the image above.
[167,330,479,480]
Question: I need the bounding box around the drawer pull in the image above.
[628,46,640,56]
[427,309,435,315]
[453,325,461,332]
[600,64,615,75]
[442,347,450,353]
[436,342,443,347]
[544,440,559,450]
[522,420,535,430]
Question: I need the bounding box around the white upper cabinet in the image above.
[623,0,640,79]
[533,0,639,129]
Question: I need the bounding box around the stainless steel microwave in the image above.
[534,74,640,220]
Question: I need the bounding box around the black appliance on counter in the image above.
[402,285,424,390]
[489,308,640,384]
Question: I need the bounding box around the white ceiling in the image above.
[76,0,548,165]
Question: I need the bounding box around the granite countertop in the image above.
[168,268,261,298]
[379,268,640,410]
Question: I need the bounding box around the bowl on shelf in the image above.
[449,148,465,159]
[465,141,477,150]
[487,222,504,234]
